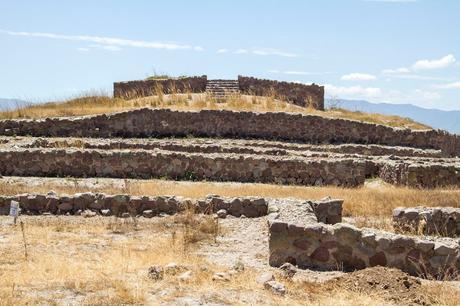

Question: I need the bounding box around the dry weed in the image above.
[0,93,430,130]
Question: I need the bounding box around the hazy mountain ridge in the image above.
[326,99,460,134]
[0,98,28,110]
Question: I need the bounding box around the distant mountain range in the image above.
[0,98,28,110]
[326,99,460,135]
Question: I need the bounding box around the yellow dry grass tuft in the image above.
[1,215,457,305]
[0,93,430,130]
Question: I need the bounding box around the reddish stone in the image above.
[321,240,339,249]
[270,221,288,233]
[311,247,330,262]
[336,244,353,255]
[406,249,421,263]
[350,256,366,270]
[288,224,306,236]
[387,246,406,255]
[369,252,387,267]
[293,238,310,250]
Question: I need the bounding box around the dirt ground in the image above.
[1,209,459,306]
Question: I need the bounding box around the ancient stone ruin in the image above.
[269,199,459,278]
[0,102,458,281]
[113,75,325,110]
[0,108,458,188]
[0,193,268,218]
[393,207,460,237]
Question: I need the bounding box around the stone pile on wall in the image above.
[0,108,458,156]
[238,76,325,110]
[393,207,460,237]
[0,192,267,218]
[269,199,460,278]
[113,76,207,100]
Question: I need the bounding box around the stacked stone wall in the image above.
[269,200,460,278]
[0,193,267,217]
[114,76,207,99]
[0,108,458,156]
[379,161,460,188]
[0,149,367,187]
[393,207,460,237]
[238,76,324,110]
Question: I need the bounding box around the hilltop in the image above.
[0,93,431,131]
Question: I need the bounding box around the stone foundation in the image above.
[393,207,460,237]
[0,148,367,187]
[379,161,460,188]
[0,193,267,218]
[21,137,445,158]
[269,200,460,278]
[0,108,458,156]
[114,76,207,99]
[238,76,324,110]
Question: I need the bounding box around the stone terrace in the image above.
[0,107,458,188]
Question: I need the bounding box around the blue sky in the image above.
[0,0,459,110]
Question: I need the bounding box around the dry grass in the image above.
[1,177,459,219]
[0,93,430,130]
[1,215,457,305]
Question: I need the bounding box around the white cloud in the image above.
[194,46,204,51]
[382,67,410,74]
[233,48,298,57]
[341,73,377,81]
[412,54,456,70]
[234,49,248,54]
[251,48,298,58]
[325,84,442,108]
[89,44,122,51]
[325,84,382,98]
[433,82,460,89]
[0,29,199,51]
[217,48,228,53]
[77,47,90,52]
[390,74,448,81]
[283,71,313,75]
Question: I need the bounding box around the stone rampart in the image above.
[238,76,324,110]
[114,76,207,99]
[0,193,267,217]
[0,149,366,187]
[393,207,460,237]
[22,137,444,158]
[269,200,460,278]
[0,108,458,156]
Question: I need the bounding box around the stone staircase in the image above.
[206,79,240,100]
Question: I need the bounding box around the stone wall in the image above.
[113,76,207,99]
[269,200,460,278]
[0,193,267,217]
[22,137,445,158]
[379,161,460,188]
[393,207,460,237]
[238,76,325,110]
[0,108,458,156]
[0,149,367,187]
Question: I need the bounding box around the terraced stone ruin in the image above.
[0,106,458,282]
